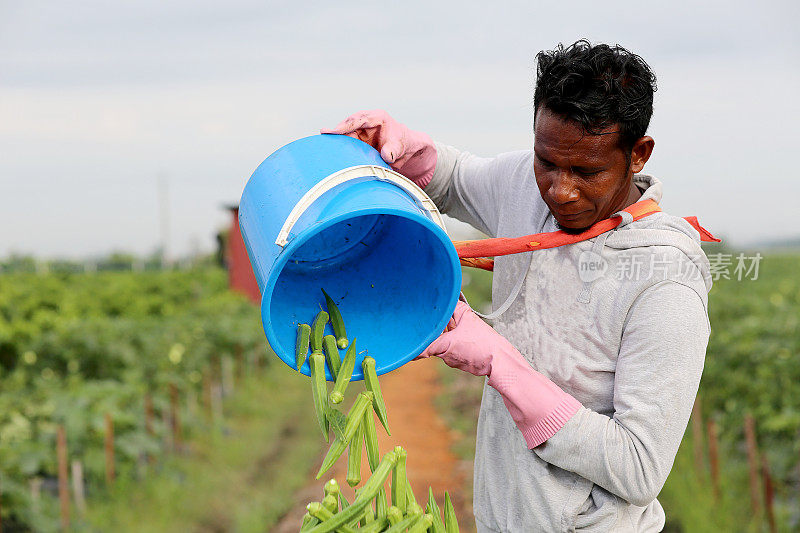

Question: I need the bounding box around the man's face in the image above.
[533,106,639,232]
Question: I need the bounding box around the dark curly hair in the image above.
[534,40,657,153]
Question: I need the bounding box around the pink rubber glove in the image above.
[418,302,582,448]
[321,110,437,188]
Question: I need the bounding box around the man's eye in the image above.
[576,169,601,177]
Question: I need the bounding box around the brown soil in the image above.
[272,358,475,532]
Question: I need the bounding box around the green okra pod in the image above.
[406,483,418,509]
[322,334,341,379]
[443,491,459,533]
[361,501,374,525]
[362,408,380,472]
[408,513,434,533]
[307,450,399,533]
[346,420,364,487]
[352,487,374,527]
[375,487,388,521]
[323,478,340,500]
[316,391,374,479]
[386,506,403,526]
[321,494,338,515]
[327,408,346,441]
[300,512,320,532]
[306,503,356,533]
[311,310,329,355]
[322,288,348,349]
[391,446,407,514]
[330,338,357,404]
[316,437,346,481]
[407,502,423,517]
[343,391,373,440]
[383,510,423,533]
[362,356,390,435]
[310,352,329,442]
[296,323,311,370]
[357,517,388,533]
[338,491,349,511]
[427,487,446,533]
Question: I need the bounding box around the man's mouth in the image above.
[552,208,594,233]
[555,209,589,220]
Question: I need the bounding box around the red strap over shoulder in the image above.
[454,199,719,271]
[682,216,720,243]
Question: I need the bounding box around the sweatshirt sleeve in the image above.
[532,280,710,507]
[425,142,532,238]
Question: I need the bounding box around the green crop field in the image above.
[2,254,797,531]
[0,269,320,531]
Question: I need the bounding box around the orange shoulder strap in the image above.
[454,199,720,271]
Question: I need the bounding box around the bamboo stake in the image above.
[56,425,70,530]
[254,343,263,372]
[249,348,258,375]
[222,356,234,397]
[161,406,173,452]
[169,383,182,452]
[243,350,252,378]
[706,419,720,501]
[144,391,155,465]
[743,413,761,515]
[211,380,224,428]
[235,345,244,383]
[1,473,3,533]
[202,369,212,419]
[212,355,221,390]
[105,413,115,486]
[144,392,155,436]
[186,387,198,422]
[761,455,776,533]
[691,398,705,477]
[29,478,42,508]
[71,460,86,515]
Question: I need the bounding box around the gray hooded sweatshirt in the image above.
[425,143,712,532]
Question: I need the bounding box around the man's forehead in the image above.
[534,110,621,160]
[534,132,618,161]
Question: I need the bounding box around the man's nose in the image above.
[549,171,579,204]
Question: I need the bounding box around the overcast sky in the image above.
[1,1,798,259]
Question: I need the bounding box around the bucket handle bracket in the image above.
[275,165,446,247]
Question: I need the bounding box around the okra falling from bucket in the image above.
[238,134,461,380]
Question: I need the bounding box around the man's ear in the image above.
[630,136,655,173]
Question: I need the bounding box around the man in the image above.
[323,40,711,532]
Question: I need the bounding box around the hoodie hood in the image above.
[605,174,713,294]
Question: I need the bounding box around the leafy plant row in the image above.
[0,269,265,530]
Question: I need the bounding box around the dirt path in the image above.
[273,358,474,532]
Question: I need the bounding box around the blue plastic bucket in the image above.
[239,134,461,380]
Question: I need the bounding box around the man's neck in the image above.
[623,181,644,209]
